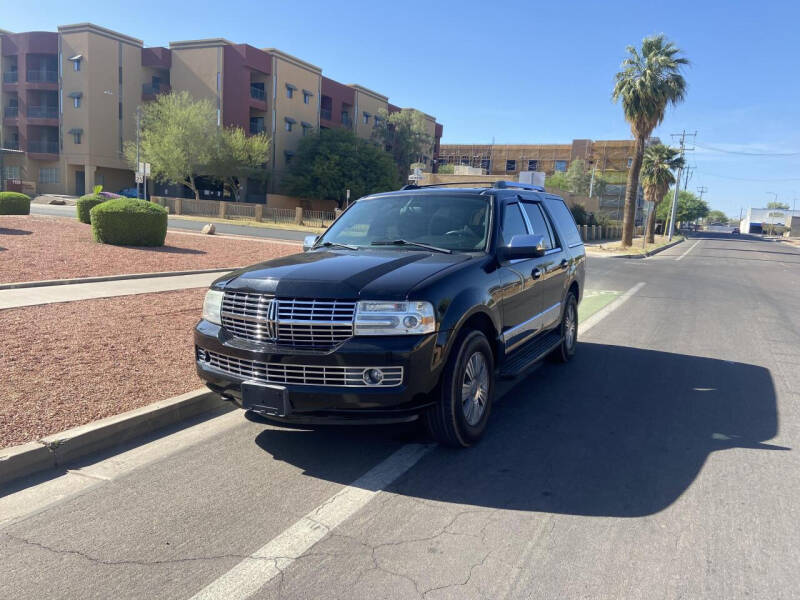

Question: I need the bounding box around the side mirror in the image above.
[498,234,547,261]
[303,235,319,252]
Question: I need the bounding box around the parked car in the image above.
[118,187,139,198]
[194,181,586,446]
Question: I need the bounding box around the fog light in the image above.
[363,368,384,385]
[403,315,420,329]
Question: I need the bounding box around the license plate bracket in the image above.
[241,381,290,417]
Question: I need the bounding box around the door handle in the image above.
[560,259,569,270]
[532,267,542,280]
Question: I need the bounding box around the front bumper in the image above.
[194,320,442,423]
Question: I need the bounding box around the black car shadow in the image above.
[253,342,788,517]
[0,228,33,236]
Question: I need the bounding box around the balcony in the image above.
[249,117,266,135]
[3,72,18,83]
[321,107,332,121]
[4,106,19,118]
[4,141,20,150]
[27,70,58,83]
[27,140,59,154]
[142,82,171,99]
[27,106,58,119]
[250,84,266,101]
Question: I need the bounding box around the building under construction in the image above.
[438,139,650,177]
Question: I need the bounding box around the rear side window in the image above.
[543,198,582,247]
[522,203,555,249]
[502,203,527,241]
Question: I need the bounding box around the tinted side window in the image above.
[522,203,554,249]
[502,203,528,241]
[543,198,582,247]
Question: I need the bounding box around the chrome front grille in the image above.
[196,348,403,387]
[221,292,356,349]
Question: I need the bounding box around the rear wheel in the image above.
[550,292,578,363]
[425,329,494,447]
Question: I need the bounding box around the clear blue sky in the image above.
[7,0,800,216]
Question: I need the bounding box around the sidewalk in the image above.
[0,271,224,309]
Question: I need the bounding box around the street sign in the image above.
[135,173,144,184]
[138,162,151,176]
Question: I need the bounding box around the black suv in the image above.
[194,182,585,446]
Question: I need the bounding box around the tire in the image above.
[424,329,495,448]
[550,291,578,363]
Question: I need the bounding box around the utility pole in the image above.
[588,162,597,198]
[697,186,707,200]
[683,165,695,190]
[667,130,696,240]
[135,106,141,199]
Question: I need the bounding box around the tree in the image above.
[613,34,689,246]
[656,189,709,226]
[125,91,216,200]
[373,109,432,184]
[565,160,592,195]
[640,144,684,242]
[207,127,271,201]
[706,209,728,224]
[282,127,398,207]
[545,171,569,191]
[437,163,455,174]
[766,201,790,210]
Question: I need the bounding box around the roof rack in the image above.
[400,180,545,192]
[492,180,545,192]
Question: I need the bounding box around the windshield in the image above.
[317,193,491,252]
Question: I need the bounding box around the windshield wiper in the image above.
[371,239,452,254]
[317,241,359,251]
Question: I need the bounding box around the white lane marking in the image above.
[675,240,700,261]
[579,282,645,336]
[189,443,434,600]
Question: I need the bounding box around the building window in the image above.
[373,116,382,128]
[362,112,370,125]
[481,159,490,171]
[301,121,313,136]
[627,157,633,168]
[70,129,83,144]
[528,160,538,171]
[38,168,59,184]
[285,121,293,132]
[73,96,81,108]
[4,166,20,180]
[302,90,313,104]
[461,155,469,165]
[284,151,294,165]
[506,160,516,172]
[284,117,296,132]
[68,54,82,71]
[286,84,295,99]
[555,160,568,172]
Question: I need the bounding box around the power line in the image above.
[695,170,800,182]
[667,130,696,240]
[694,143,800,157]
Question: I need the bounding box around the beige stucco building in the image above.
[1,23,443,198]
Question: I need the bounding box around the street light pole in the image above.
[136,106,141,199]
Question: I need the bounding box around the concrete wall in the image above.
[266,193,336,212]
[352,85,387,140]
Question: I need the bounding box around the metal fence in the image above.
[304,209,337,227]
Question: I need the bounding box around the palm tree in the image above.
[641,144,684,243]
[613,34,688,246]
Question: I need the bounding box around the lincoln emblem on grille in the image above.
[264,297,278,340]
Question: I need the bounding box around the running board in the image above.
[498,330,563,379]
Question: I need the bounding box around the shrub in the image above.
[76,194,107,224]
[90,199,168,246]
[0,191,31,215]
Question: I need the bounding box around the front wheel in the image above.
[424,329,495,448]
[550,292,578,363]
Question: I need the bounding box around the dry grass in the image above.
[586,235,684,256]
[0,289,207,448]
[0,215,298,284]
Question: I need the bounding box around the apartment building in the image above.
[1,24,443,198]
[438,139,640,178]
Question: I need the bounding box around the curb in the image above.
[0,268,237,291]
[0,389,227,486]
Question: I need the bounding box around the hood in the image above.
[214,249,471,299]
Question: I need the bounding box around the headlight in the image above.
[202,289,225,325]
[354,300,436,336]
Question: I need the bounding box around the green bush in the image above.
[76,194,107,224]
[0,191,31,215]
[90,199,168,246]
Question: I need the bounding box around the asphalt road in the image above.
[2,233,800,599]
[29,203,308,242]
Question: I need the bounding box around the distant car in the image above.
[118,187,139,198]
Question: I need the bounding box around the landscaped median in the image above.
[0,214,298,284]
[0,289,209,451]
[585,234,685,257]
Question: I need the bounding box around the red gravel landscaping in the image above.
[0,289,209,448]
[0,215,298,284]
